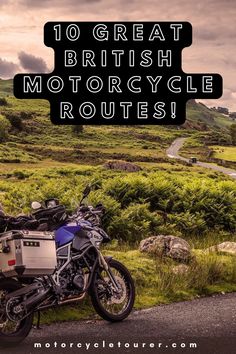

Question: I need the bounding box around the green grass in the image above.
[0,79,232,166]
[211,146,236,162]
[39,247,236,324]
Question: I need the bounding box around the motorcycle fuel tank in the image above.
[55,222,82,247]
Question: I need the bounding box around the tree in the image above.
[71,125,83,135]
[230,124,236,146]
[5,112,23,130]
[0,115,11,142]
[217,106,229,115]
[229,112,236,120]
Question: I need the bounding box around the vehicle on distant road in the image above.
[189,157,197,164]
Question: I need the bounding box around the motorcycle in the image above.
[0,186,135,346]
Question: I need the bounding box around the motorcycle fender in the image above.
[104,256,113,264]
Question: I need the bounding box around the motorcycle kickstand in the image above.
[33,311,41,330]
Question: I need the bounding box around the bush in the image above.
[72,125,83,135]
[0,114,11,142]
[19,111,33,120]
[230,124,236,146]
[0,169,235,240]
[0,97,8,106]
[5,112,23,130]
[108,203,163,243]
[169,211,207,235]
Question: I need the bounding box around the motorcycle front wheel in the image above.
[0,278,33,347]
[90,259,135,322]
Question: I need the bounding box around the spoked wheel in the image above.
[0,278,33,347]
[91,259,135,322]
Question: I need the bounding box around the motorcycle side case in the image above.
[0,230,57,277]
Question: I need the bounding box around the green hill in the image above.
[0,78,232,165]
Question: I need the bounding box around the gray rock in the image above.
[104,160,142,172]
[205,242,236,255]
[139,235,192,262]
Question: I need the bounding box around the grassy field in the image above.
[211,146,236,162]
[1,78,236,324]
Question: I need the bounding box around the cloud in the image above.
[0,58,19,78]
[17,0,100,8]
[201,88,236,112]
[0,0,236,108]
[18,51,49,73]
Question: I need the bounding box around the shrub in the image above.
[108,203,163,243]
[5,112,23,130]
[0,97,8,106]
[230,124,236,146]
[0,114,11,142]
[19,111,33,120]
[0,169,235,240]
[72,125,84,135]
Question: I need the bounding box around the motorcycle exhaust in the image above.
[58,293,86,305]
[36,293,86,312]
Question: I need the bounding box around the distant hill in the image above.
[0,78,13,96]
[0,78,231,132]
[186,99,232,131]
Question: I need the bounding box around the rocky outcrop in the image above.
[205,242,236,256]
[104,160,142,172]
[139,235,192,263]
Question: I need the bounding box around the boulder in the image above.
[104,160,142,172]
[139,235,192,262]
[205,242,236,256]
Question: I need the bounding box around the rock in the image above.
[205,242,236,256]
[104,160,142,172]
[139,235,192,262]
[172,264,189,275]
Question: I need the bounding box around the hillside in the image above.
[0,79,232,165]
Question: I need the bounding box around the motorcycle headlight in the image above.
[88,230,103,248]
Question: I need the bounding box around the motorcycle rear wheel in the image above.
[0,278,34,347]
[91,259,135,322]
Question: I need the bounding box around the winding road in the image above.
[2,293,236,354]
[166,137,236,179]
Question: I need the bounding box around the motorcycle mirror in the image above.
[31,201,42,210]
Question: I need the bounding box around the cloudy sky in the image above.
[0,0,235,110]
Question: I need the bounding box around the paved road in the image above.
[166,137,236,179]
[2,293,236,354]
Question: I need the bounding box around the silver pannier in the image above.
[0,230,57,277]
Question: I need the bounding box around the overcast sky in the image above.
[0,0,235,110]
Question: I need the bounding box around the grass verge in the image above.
[39,248,236,324]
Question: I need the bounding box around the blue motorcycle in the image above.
[0,186,135,346]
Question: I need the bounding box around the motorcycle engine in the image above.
[58,262,85,294]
